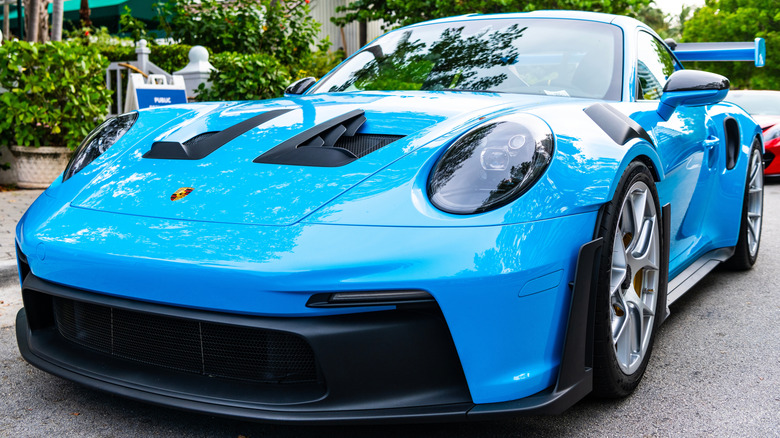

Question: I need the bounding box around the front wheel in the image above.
[593,162,662,398]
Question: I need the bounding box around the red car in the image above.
[727,90,780,175]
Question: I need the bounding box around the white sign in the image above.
[124,74,187,112]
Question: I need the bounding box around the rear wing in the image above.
[666,38,766,67]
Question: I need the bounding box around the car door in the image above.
[631,31,718,276]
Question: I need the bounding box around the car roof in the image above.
[407,10,644,29]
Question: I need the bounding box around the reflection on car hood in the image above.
[71,91,568,225]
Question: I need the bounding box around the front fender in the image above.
[309,102,652,227]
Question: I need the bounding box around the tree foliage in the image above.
[332,0,652,29]
[0,41,112,149]
[683,0,780,89]
[155,0,323,66]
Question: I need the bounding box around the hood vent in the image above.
[333,134,404,158]
[143,108,292,160]
[254,109,403,167]
[183,131,219,146]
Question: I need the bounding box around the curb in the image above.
[0,259,19,289]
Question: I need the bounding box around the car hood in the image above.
[69,91,566,226]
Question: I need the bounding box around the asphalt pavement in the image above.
[0,183,778,437]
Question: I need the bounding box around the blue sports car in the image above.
[15,11,765,422]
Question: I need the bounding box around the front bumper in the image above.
[16,236,603,423]
[17,274,473,423]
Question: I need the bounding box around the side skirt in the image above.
[666,247,735,305]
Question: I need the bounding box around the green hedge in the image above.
[150,44,194,74]
[0,41,112,149]
[195,52,290,102]
[195,50,344,102]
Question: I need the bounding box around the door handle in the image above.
[704,136,719,169]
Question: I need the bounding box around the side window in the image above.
[636,31,677,100]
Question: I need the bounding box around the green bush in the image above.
[195,52,290,102]
[150,44,195,74]
[195,49,345,103]
[99,44,136,63]
[0,41,112,149]
[295,49,346,81]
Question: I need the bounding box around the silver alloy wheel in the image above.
[609,181,660,375]
[746,148,763,258]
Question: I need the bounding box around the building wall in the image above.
[309,0,385,55]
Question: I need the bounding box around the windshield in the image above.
[727,91,780,116]
[310,18,623,100]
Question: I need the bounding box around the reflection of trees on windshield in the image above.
[328,24,526,93]
[329,31,429,91]
[637,33,676,100]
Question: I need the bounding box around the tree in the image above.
[682,0,780,89]
[23,0,49,42]
[155,0,323,66]
[80,0,92,27]
[51,0,64,41]
[635,4,669,38]
[332,0,652,29]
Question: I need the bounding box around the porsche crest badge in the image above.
[170,187,194,201]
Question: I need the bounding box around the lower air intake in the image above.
[52,297,319,384]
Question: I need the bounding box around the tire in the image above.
[593,161,662,398]
[724,139,764,270]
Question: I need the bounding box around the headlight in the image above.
[62,112,138,182]
[763,124,780,143]
[427,114,554,214]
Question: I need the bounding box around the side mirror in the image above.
[285,77,317,96]
[657,70,729,120]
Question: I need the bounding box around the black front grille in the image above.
[52,297,318,384]
[334,134,404,158]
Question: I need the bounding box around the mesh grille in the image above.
[52,297,319,384]
[334,134,404,158]
[184,132,219,147]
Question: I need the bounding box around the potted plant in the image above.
[0,40,112,188]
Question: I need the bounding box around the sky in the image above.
[653,0,706,15]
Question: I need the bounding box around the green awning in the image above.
[1,0,129,21]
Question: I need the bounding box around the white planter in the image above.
[10,146,71,189]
